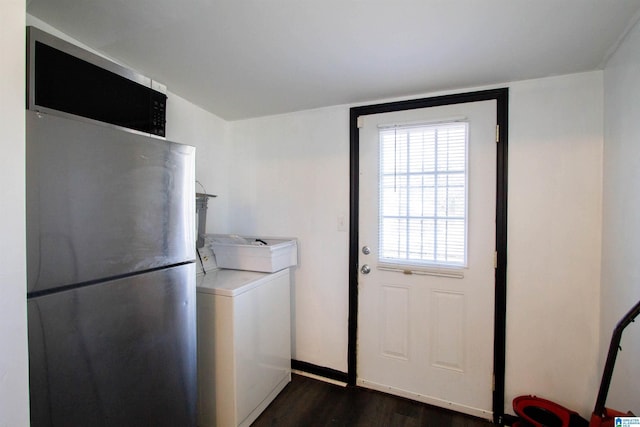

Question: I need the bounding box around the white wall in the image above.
[228,72,605,417]
[228,107,351,369]
[165,93,231,233]
[601,18,640,415]
[0,0,30,426]
[506,72,603,415]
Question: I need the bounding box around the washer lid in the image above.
[197,269,280,297]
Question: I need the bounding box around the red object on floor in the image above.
[513,395,581,427]
[512,300,639,427]
[589,408,629,427]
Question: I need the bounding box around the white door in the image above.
[357,100,496,419]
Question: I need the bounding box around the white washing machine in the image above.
[196,247,291,427]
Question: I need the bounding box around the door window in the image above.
[378,122,468,268]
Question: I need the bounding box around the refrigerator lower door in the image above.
[28,263,196,427]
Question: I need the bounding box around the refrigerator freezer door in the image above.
[26,110,195,294]
[28,263,197,427]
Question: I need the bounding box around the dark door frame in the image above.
[348,88,509,424]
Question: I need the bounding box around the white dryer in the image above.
[196,247,291,427]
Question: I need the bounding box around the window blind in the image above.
[378,122,468,268]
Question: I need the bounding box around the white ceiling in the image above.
[27,0,640,121]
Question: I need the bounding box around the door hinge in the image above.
[357,116,364,129]
[493,251,498,269]
[496,125,500,143]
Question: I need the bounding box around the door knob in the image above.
[360,264,371,274]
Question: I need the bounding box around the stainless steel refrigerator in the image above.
[26,110,197,426]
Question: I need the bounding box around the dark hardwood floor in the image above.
[251,374,497,427]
